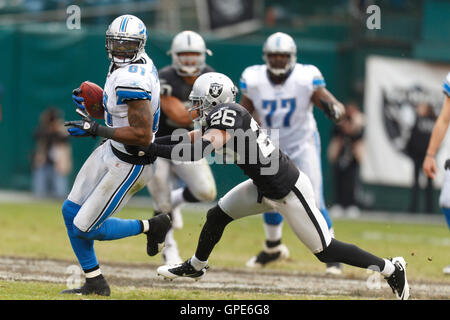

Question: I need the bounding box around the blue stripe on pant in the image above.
[61,165,144,270]
[89,165,143,232]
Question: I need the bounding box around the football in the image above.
[79,80,105,119]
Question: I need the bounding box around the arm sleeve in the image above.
[114,66,152,103]
[239,68,251,96]
[310,65,326,90]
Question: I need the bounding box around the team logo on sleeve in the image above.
[209,83,223,98]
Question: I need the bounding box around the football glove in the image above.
[321,99,345,123]
[64,108,99,138]
[72,87,85,110]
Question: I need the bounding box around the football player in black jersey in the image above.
[147,31,217,265]
[150,72,409,300]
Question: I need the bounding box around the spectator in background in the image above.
[405,102,436,213]
[328,102,365,218]
[32,107,72,199]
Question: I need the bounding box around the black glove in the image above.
[320,99,345,123]
[64,108,99,137]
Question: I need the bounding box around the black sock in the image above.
[195,206,233,261]
[266,240,281,248]
[315,238,385,271]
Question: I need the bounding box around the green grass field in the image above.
[0,200,449,299]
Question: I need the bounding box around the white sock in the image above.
[85,268,102,279]
[190,255,207,271]
[381,259,395,277]
[264,223,283,242]
[171,188,185,208]
[141,220,150,233]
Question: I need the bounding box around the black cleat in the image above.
[60,275,111,296]
[146,213,172,256]
[157,259,209,281]
[385,257,410,300]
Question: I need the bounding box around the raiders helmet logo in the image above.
[209,83,223,98]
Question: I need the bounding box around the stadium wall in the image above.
[1,9,449,213]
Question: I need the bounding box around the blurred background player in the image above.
[239,32,345,274]
[147,30,217,265]
[423,72,450,274]
[61,15,171,296]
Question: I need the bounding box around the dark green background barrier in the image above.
[0,24,349,204]
[1,0,449,213]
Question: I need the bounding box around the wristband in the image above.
[96,125,115,139]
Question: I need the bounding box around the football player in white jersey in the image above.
[423,72,450,275]
[147,31,217,265]
[239,32,345,274]
[61,15,171,296]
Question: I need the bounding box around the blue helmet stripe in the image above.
[276,36,281,48]
[120,17,128,32]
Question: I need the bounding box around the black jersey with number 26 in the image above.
[205,103,299,200]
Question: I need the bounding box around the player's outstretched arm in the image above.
[311,87,345,122]
[148,128,230,161]
[423,95,450,179]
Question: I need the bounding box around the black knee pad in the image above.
[206,205,233,226]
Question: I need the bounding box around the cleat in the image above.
[325,262,343,275]
[246,243,290,268]
[146,213,172,256]
[157,259,209,281]
[385,257,410,300]
[60,276,110,296]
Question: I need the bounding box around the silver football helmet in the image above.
[263,32,297,76]
[169,30,212,77]
[105,15,147,66]
[188,72,237,122]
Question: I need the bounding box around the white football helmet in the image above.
[188,72,237,121]
[263,32,297,76]
[105,15,147,66]
[169,30,212,77]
